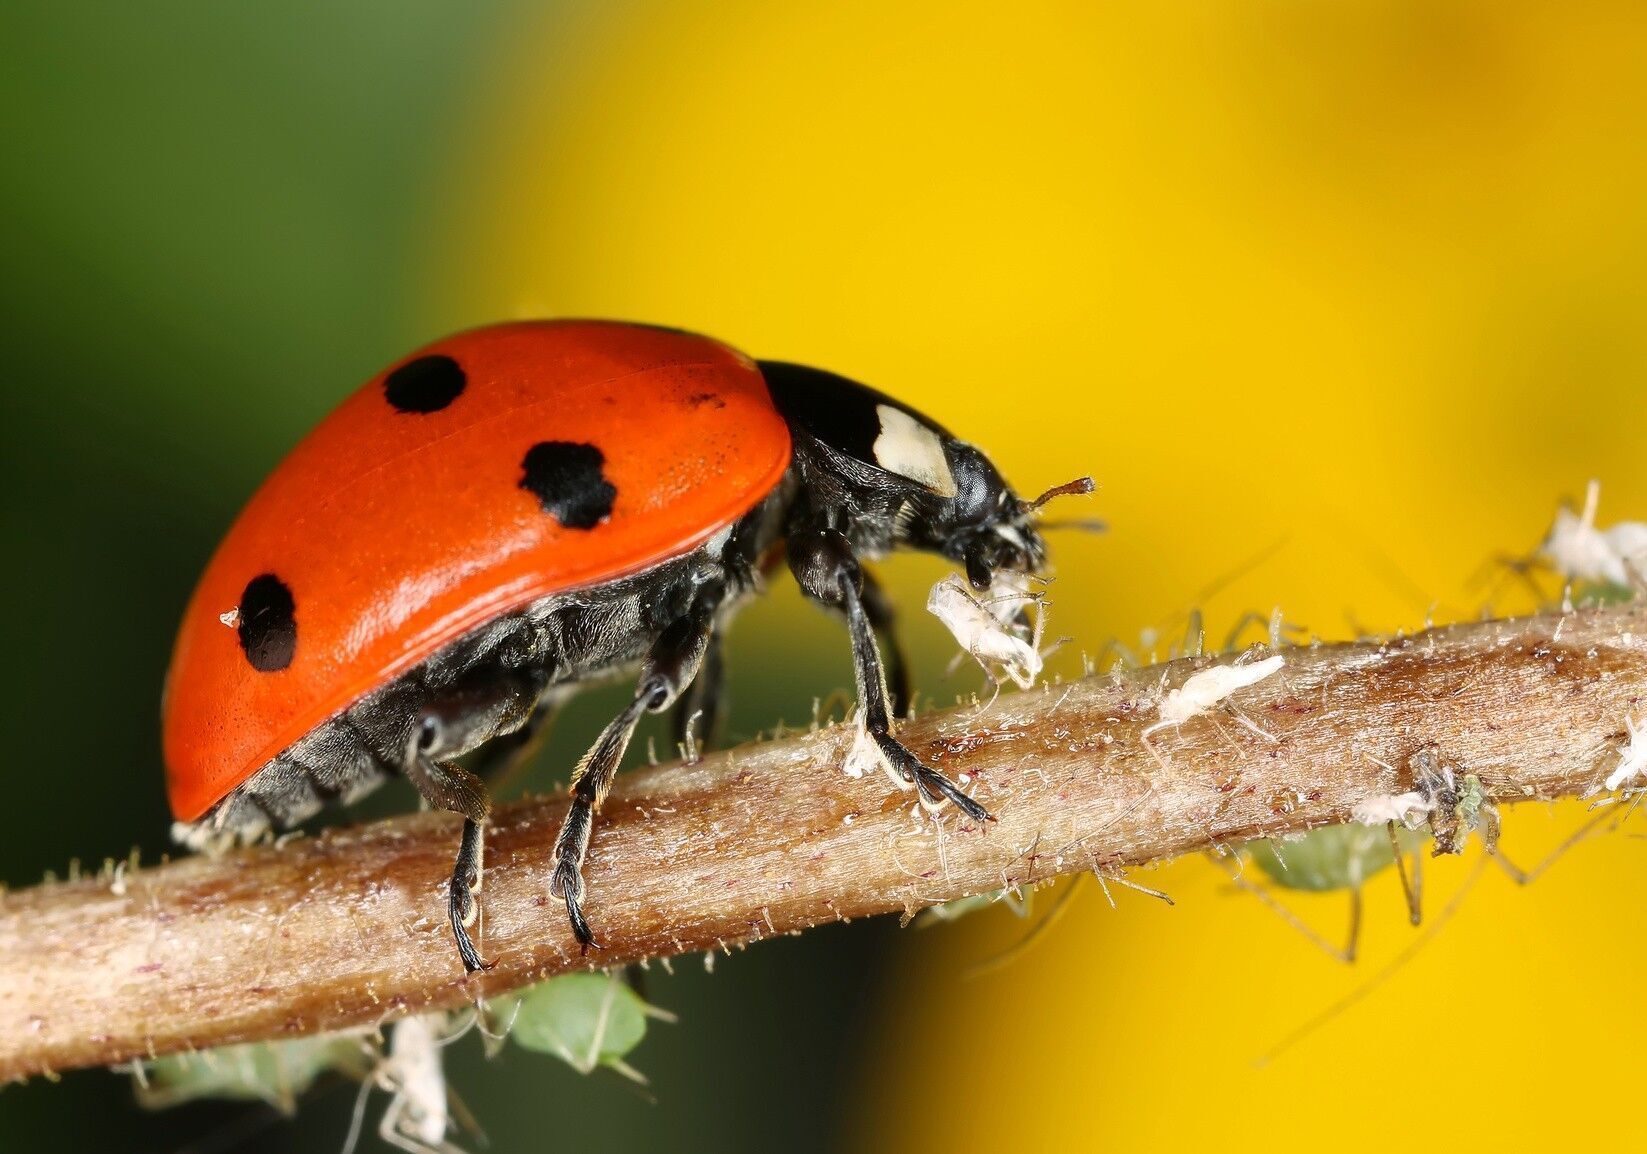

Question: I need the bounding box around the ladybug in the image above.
[164,320,1091,971]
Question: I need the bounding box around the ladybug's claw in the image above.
[448,880,488,973]
[550,860,596,951]
[872,729,992,822]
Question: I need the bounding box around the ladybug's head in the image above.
[936,449,1096,591]
[760,361,1094,590]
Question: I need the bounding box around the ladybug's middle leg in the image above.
[550,596,722,950]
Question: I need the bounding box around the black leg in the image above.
[401,666,546,973]
[403,750,494,972]
[550,602,720,950]
[670,631,724,756]
[448,817,486,973]
[788,527,989,823]
[859,566,910,718]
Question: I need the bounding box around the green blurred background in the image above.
[3,3,1645,1152]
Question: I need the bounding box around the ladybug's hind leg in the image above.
[551,594,723,951]
[788,527,990,822]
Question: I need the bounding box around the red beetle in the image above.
[165,320,1088,970]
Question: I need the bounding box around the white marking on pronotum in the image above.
[1141,655,1285,760]
[218,608,240,628]
[1604,716,1647,792]
[872,404,957,497]
[926,573,1044,690]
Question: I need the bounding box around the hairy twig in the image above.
[2,604,1642,1080]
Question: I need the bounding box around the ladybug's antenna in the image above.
[1024,475,1095,511]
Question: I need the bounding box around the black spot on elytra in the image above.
[238,574,296,672]
[519,442,617,530]
[384,354,466,414]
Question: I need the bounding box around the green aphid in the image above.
[1573,579,1637,608]
[915,887,1030,925]
[1247,823,1429,894]
[131,1032,373,1114]
[490,972,673,1083]
[1237,820,1430,964]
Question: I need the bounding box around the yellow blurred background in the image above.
[427,3,1645,1149]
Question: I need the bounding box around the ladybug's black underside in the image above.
[180,359,1056,971]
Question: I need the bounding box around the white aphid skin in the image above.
[1605,521,1647,582]
[842,710,908,792]
[346,1013,466,1154]
[1150,654,1286,730]
[1604,716,1647,793]
[926,573,1044,690]
[1350,791,1433,826]
[1541,479,1647,586]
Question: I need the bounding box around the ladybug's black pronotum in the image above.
[164,321,1091,970]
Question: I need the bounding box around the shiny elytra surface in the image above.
[163,321,791,821]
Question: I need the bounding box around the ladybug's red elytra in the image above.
[164,320,1091,971]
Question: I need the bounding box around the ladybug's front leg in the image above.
[857,567,911,718]
[550,598,721,951]
[788,528,990,821]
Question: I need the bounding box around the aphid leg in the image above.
[1101,871,1175,906]
[788,526,988,820]
[551,599,721,951]
[964,876,1085,979]
[1388,822,1423,926]
[1258,855,1489,1065]
[1487,803,1615,885]
[859,567,911,717]
[670,632,723,756]
[1227,868,1365,964]
[378,1092,466,1154]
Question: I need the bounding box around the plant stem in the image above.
[2,604,1641,1080]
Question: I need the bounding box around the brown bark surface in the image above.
[2,604,1640,1080]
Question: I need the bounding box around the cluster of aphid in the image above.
[1532,480,1646,796]
[125,972,667,1154]
[919,480,1645,1046]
